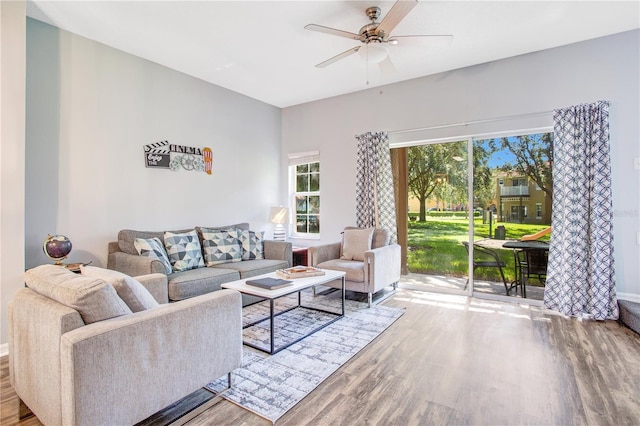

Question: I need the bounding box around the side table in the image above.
[292,246,309,266]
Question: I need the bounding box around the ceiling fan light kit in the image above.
[359,42,389,64]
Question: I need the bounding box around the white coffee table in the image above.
[221,269,346,354]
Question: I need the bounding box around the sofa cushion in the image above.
[134,237,173,274]
[167,267,240,301]
[200,228,242,266]
[118,228,193,255]
[239,230,264,260]
[24,264,132,324]
[341,227,374,261]
[80,266,159,312]
[210,259,289,279]
[163,230,205,272]
[316,259,365,282]
[196,222,250,233]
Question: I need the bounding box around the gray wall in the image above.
[25,18,282,272]
[282,30,640,300]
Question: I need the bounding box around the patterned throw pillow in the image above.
[134,237,173,274]
[200,228,242,266]
[163,230,205,272]
[239,230,264,260]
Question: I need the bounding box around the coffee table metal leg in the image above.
[270,298,275,354]
[341,276,345,316]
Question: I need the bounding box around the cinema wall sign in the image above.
[144,141,213,175]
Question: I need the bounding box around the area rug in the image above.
[206,290,404,423]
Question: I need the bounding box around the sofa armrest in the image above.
[9,289,85,426]
[308,242,341,266]
[108,251,166,276]
[134,273,169,304]
[8,288,84,424]
[107,241,120,254]
[263,240,293,267]
[60,289,243,426]
[364,243,401,292]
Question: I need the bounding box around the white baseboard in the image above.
[0,343,8,358]
[617,292,640,303]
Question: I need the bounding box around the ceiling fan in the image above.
[305,0,453,72]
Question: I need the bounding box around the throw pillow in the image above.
[80,265,159,312]
[134,237,173,274]
[200,228,242,266]
[340,227,374,261]
[24,264,132,324]
[239,230,265,260]
[163,230,205,272]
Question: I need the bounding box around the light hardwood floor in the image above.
[2,289,639,425]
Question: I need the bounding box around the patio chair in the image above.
[462,241,513,295]
[512,247,548,298]
[521,249,548,284]
[512,249,528,297]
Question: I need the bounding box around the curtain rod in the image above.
[388,110,553,135]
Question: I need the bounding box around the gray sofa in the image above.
[107,222,292,303]
[9,265,242,426]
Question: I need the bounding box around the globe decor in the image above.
[43,234,72,265]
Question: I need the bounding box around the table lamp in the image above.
[269,207,289,241]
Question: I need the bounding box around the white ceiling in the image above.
[26,1,640,108]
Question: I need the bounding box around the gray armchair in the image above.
[308,227,401,306]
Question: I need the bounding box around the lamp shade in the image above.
[269,207,289,224]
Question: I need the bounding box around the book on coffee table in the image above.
[245,277,293,290]
[276,266,325,279]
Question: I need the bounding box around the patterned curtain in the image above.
[544,101,618,320]
[355,131,398,244]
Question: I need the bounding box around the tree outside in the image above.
[494,133,553,200]
[407,141,467,221]
[408,133,554,220]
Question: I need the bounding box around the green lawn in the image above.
[407,218,550,282]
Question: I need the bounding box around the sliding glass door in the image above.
[469,132,553,301]
[403,139,470,293]
[395,130,553,302]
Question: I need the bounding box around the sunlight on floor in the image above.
[400,272,545,301]
[392,287,551,321]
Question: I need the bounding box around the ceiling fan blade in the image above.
[304,24,363,41]
[379,55,396,74]
[388,35,454,47]
[377,0,418,39]
[315,46,361,68]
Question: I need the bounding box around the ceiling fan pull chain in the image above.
[366,45,370,85]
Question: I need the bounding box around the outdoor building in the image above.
[495,171,551,224]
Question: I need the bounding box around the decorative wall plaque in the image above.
[144,141,213,174]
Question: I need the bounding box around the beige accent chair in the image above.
[309,227,401,307]
[8,265,242,426]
